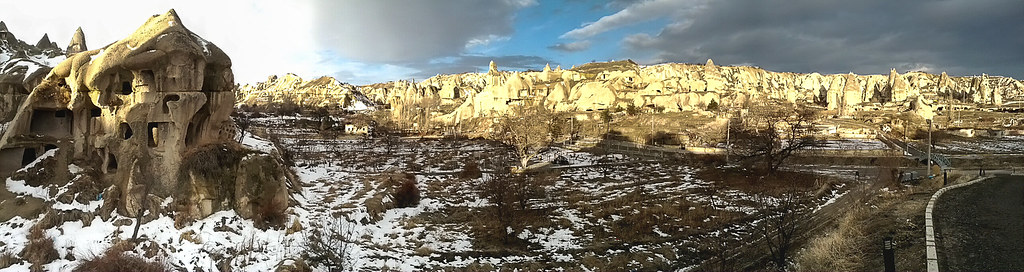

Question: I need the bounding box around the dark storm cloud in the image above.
[311,0,536,63]
[404,54,554,79]
[548,40,592,52]
[619,0,1024,77]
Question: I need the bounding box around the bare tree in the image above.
[731,102,823,173]
[705,192,735,272]
[476,167,554,245]
[755,191,808,271]
[491,103,556,171]
[233,111,252,143]
[369,111,400,171]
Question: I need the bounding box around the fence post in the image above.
[883,237,896,272]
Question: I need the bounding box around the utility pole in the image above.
[725,118,731,163]
[651,113,655,145]
[927,119,933,177]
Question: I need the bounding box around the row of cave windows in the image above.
[118,70,155,95]
[19,145,120,173]
[21,121,183,172]
[18,144,57,167]
[49,95,181,120]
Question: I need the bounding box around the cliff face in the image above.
[359,59,1024,125]
[237,73,374,111]
[0,22,70,121]
[0,10,288,224]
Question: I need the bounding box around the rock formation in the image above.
[0,21,69,122]
[0,10,290,223]
[236,73,373,111]
[66,27,87,56]
[356,59,1024,126]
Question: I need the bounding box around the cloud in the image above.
[560,0,704,39]
[548,40,592,52]
[616,0,1024,77]
[312,0,536,63]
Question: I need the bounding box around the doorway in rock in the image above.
[20,147,36,167]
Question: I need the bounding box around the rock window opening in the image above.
[90,108,102,117]
[141,70,154,86]
[162,95,180,113]
[20,148,36,167]
[44,144,56,151]
[121,81,132,95]
[121,123,133,140]
[30,109,73,137]
[107,153,118,171]
[147,122,159,147]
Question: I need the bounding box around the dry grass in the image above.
[796,207,869,271]
[22,225,58,272]
[255,197,288,230]
[458,161,482,180]
[0,250,18,269]
[363,171,417,222]
[394,178,421,208]
[73,241,168,272]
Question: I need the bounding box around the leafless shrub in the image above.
[0,249,19,269]
[458,160,482,180]
[755,191,810,271]
[393,178,421,208]
[302,217,355,272]
[73,241,168,272]
[21,225,58,272]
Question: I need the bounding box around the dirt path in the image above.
[934,175,1024,271]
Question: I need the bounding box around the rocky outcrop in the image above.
[0,21,69,122]
[0,10,288,224]
[66,27,87,56]
[236,73,374,111]
[358,59,1024,126]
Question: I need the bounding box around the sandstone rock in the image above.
[66,27,87,56]
[842,73,862,108]
[34,34,59,53]
[346,59,1024,127]
[0,10,287,223]
[237,74,373,110]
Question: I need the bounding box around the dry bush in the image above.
[21,226,58,272]
[796,207,869,271]
[303,217,354,272]
[393,178,420,208]
[275,258,312,272]
[458,160,482,180]
[254,197,287,230]
[474,171,554,247]
[74,241,168,272]
[0,250,19,269]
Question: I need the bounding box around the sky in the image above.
[1,0,1021,85]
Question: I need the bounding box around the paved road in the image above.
[934,175,1024,271]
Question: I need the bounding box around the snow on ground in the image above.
[0,117,857,271]
[241,131,277,153]
[934,135,1024,154]
[815,139,889,150]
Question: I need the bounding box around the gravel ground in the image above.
[935,175,1024,271]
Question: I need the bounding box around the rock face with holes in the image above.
[0,21,70,122]
[0,10,287,222]
[235,73,375,111]
[359,58,1024,127]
